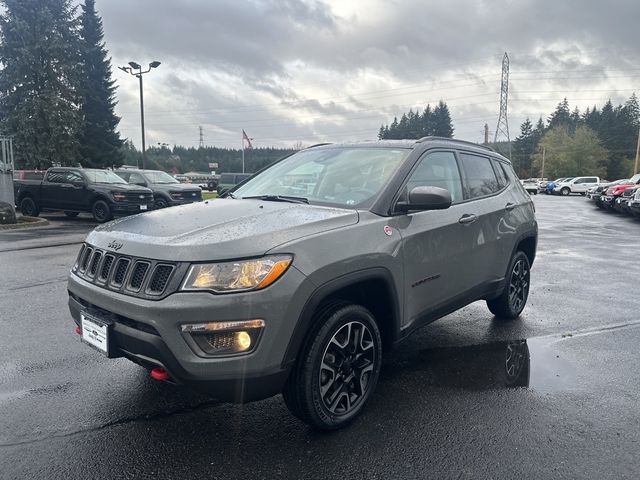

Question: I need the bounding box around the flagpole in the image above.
[241,130,245,173]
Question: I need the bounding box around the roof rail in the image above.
[414,136,495,152]
[305,143,333,149]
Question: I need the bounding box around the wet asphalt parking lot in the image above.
[1,197,639,479]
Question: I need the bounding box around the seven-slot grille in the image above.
[73,244,177,297]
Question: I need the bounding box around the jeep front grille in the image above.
[72,243,183,299]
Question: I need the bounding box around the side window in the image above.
[65,171,83,183]
[586,177,597,183]
[46,171,65,183]
[492,160,509,188]
[116,172,130,182]
[128,172,145,184]
[459,153,500,198]
[405,151,463,203]
[573,177,586,184]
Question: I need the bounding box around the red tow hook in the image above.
[150,368,170,381]
[75,325,82,335]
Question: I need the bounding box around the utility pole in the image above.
[199,126,204,148]
[484,123,489,145]
[634,127,640,175]
[541,146,546,179]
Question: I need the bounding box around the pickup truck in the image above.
[553,176,602,195]
[601,174,640,210]
[15,167,154,222]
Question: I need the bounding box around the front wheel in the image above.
[487,251,531,320]
[282,303,382,430]
[92,200,112,223]
[561,187,571,196]
[19,197,40,217]
[154,198,169,209]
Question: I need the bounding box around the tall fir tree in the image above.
[547,98,571,130]
[78,0,123,167]
[432,100,454,137]
[421,104,433,136]
[0,0,82,168]
[513,118,535,177]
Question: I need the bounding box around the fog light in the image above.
[236,331,251,351]
[181,319,264,356]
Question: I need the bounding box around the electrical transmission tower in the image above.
[494,52,511,158]
[199,126,204,148]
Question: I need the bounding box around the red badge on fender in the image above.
[383,225,393,236]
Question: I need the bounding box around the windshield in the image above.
[144,171,179,184]
[233,147,408,208]
[84,170,127,184]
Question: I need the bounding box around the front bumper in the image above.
[67,265,313,402]
[112,202,151,215]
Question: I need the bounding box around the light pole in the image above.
[118,61,161,169]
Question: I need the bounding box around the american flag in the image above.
[242,129,253,149]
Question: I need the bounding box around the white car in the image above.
[553,176,601,196]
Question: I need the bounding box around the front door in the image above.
[397,150,475,325]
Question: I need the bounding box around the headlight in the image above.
[111,191,126,201]
[181,255,292,293]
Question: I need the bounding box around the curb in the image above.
[0,216,50,231]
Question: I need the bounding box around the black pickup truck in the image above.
[15,167,154,222]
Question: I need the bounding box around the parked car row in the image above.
[13,167,202,223]
[538,176,603,195]
[586,173,640,218]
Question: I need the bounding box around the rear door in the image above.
[398,150,475,323]
[41,170,67,209]
[457,152,510,286]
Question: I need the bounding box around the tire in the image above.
[533,190,538,195]
[561,187,571,196]
[487,251,531,320]
[282,303,382,430]
[154,197,169,209]
[19,197,40,217]
[92,200,112,223]
[64,211,79,218]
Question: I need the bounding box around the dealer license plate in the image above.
[81,312,110,355]
[140,204,147,211]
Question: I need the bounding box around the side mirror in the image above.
[397,186,452,212]
[72,179,85,187]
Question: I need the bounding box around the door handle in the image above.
[60,184,72,189]
[505,202,516,211]
[458,214,477,225]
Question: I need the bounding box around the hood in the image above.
[102,183,153,194]
[85,199,359,261]
[151,183,201,192]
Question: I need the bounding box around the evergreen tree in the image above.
[432,100,454,137]
[78,0,123,167]
[569,106,581,132]
[0,0,82,168]
[421,104,433,136]
[398,113,409,138]
[378,124,386,140]
[547,98,571,130]
[388,117,399,139]
[513,118,535,177]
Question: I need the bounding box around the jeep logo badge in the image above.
[107,240,123,251]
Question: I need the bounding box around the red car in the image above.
[601,173,640,210]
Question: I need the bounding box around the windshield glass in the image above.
[84,170,127,184]
[233,147,408,208]
[144,171,179,184]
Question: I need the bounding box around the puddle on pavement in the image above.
[383,337,577,394]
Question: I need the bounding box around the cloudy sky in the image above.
[97,0,640,150]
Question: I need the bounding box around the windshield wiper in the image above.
[242,194,309,204]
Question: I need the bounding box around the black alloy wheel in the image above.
[282,303,382,430]
[92,200,112,223]
[20,197,39,217]
[318,321,376,415]
[487,251,531,320]
[154,198,169,209]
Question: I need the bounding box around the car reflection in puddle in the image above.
[382,337,576,393]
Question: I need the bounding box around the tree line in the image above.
[378,100,454,139]
[0,0,122,169]
[512,95,639,180]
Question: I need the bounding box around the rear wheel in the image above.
[64,211,79,218]
[92,200,112,223]
[282,303,382,430]
[19,197,39,217]
[487,251,531,320]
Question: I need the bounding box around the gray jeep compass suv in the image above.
[68,137,537,429]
